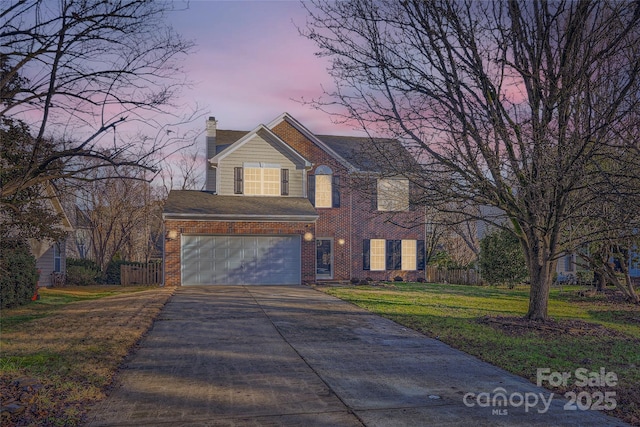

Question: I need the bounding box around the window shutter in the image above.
[308,175,316,206]
[417,240,426,271]
[386,240,401,270]
[281,169,289,195]
[372,180,378,210]
[234,167,243,194]
[363,239,370,271]
[332,175,341,207]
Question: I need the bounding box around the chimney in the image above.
[206,116,217,138]
[205,116,218,192]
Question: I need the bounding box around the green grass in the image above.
[322,282,640,424]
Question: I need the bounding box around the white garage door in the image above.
[181,235,301,285]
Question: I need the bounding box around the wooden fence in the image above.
[426,266,481,286]
[120,263,162,286]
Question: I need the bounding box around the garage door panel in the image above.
[181,235,301,285]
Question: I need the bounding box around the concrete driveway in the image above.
[85,285,627,426]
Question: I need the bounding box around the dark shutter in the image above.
[332,175,341,207]
[372,179,378,210]
[386,240,401,270]
[417,240,426,271]
[234,167,243,194]
[363,239,370,271]
[308,175,316,206]
[281,169,289,195]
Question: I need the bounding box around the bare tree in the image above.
[67,166,162,271]
[159,145,205,196]
[303,0,640,320]
[0,0,198,206]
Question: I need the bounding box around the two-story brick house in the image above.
[162,113,426,286]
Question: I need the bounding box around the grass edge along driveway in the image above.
[1,285,174,426]
[318,282,640,426]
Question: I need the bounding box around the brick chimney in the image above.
[205,116,217,192]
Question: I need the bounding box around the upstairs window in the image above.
[308,165,340,208]
[235,163,281,196]
[377,178,409,211]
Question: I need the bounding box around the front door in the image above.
[316,238,333,280]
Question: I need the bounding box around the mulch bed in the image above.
[477,315,627,338]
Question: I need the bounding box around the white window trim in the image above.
[243,164,281,196]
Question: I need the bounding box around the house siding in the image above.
[35,241,66,287]
[218,132,305,196]
[164,220,316,286]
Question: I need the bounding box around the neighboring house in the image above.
[28,185,73,287]
[163,113,426,286]
[65,206,92,260]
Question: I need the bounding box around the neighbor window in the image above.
[377,178,409,211]
[54,242,62,272]
[564,253,574,272]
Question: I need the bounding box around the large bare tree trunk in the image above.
[521,228,557,320]
[526,255,555,320]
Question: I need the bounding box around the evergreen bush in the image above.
[479,228,528,287]
[0,237,38,308]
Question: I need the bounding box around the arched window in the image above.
[309,166,340,208]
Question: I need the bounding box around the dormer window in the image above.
[309,165,340,208]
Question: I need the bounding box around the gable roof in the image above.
[209,124,312,168]
[267,113,357,171]
[211,113,419,174]
[163,191,318,222]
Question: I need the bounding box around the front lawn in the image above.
[0,286,174,426]
[319,282,640,426]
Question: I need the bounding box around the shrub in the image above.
[479,228,528,286]
[393,276,404,282]
[0,237,38,308]
[102,260,129,284]
[350,277,360,284]
[416,277,426,283]
[66,258,101,286]
[358,279,369,285]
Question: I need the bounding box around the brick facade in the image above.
[164,220,316,287]
[163,114,426,286]
[272,119,426,283]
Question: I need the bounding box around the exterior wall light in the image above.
[303,232,314,242]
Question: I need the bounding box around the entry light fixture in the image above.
[303,232,314,242]
[166,230,179,241]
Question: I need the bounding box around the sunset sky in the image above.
[168,0,358,136]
